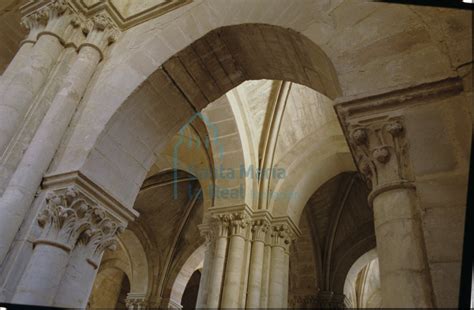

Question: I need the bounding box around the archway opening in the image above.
[88,267,131,309]
[343,249,381,308]
[288,172,376,308]
[181,269,202,309]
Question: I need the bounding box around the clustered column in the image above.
[0,7,120,266]
[220,213,250,308]
[0,0,71,155]
[197,207,299,309]
[347,117,434,307]
[11,186,126,306]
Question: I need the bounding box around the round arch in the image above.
[117,229,150,295]
[168,244,206,306]
[50,23,341,211]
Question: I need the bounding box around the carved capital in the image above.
[336,78,464,204]
[35,186,100,251]
[83,217,125,268]
[37,172,135,254]
[21,10,48,43]
[36,186,125,261]
[80,12,120,58]
[126,293,148,310]
[270,223,293,250]
[40,0,75,41]
[44,0,69,19]
[209,213,231,238]
[21,0,78,44]
[198,224,214,247]
[228,212,250,237]
[251,219,270,242]
[348,116,414,203]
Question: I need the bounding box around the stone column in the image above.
[205,214,229,308]
[268,224,292,309]
[0,12,119,266]
[259,239,272,308]
[345,115,434,307]
[195,225,213,308]
[0,0,72,155]
[246,219,269,308]
[282,249,290,307]
[197,208,299,308]
[220,212,249,308]
[53,217,125,308]
[11,187,113,305]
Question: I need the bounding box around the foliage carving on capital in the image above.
[45,0,70,19]
[21,10,48,31]
[82,217,126,267]
[270,223,293,250]
[210,213,231,238]
[82,12,120,47]
[36,186,98,251]
[348,117,412,192]
[21,0,78,44]
[36,186,125,257]
[251,219,270,242]
[228,212,250,237]
[198,225,214,246]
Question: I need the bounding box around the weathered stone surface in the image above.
[0,1,471,309]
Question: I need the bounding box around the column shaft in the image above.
[12,244,70,305]
[268,245,286,308]
[196,241,212,308]
[206,235,227,308]
[373,188,433,307]
[53,246,99,308]
[0,45,101,265]
[0,42,34,87]
[0,34,63,155]
[246,240,264,308]
[221,234,246,308]
[239,237,251,306]
[259,243,272,308]
[282,251,289,307]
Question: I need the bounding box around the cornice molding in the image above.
[335,77,464,118]
[20,0,192,31]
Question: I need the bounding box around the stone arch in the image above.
[330,232,376,294]
[89,266,131,309]
[48,0,465,213]
[343,249,380,308]
[50,23,341,212]
[269,135,355,223]
[288,172,376,307]
[168,244,206,306]
[117,229,150,295]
